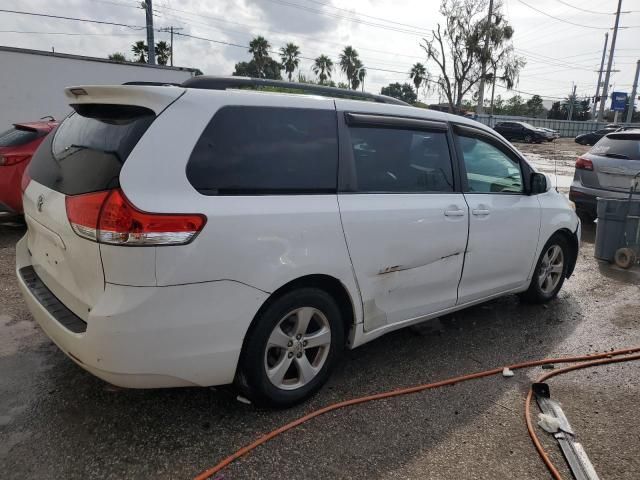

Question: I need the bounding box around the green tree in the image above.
[108,52,127,62]
[353,58,366,91]
[548,101,565,120]
[380,83,417,104]
[131,41,147,63]
[504,95,526,116]
[155,41,170,66]
[525,94,545,117]
[248,36,271,78]
[279,43,301,82]
[339,46,363,90]
[312,55,334,85]
[409,62,428,98]
[233,58,282,80]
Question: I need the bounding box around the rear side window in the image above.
[186,106,338,195]
[591,135,640,160]
[29,105,154,195]
[0,127,39,147]
[348,127,454,193]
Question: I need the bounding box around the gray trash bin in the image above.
[595,197,640,262]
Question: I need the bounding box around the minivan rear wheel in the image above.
[238,288,344,408]
[520,234,569,303]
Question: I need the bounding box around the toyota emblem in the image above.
[36,195,44,212]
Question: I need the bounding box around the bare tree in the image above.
[421,0,522,113]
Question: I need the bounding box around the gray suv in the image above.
[569,129,640,221]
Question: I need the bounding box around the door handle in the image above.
[472,209,490,216]
[444,209,465,217]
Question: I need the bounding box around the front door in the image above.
[338,114,468,331]
[454,126,541,304]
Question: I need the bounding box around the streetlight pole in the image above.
[593,32,608,116]
[598,0,623,122]
[626,60,640,124]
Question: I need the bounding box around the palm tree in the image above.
[249,36,271,78]
[108,52,126,62]
[312,55,333,85]
[131,41,147,63]
[280,43,300,82]
[409,63,427,94]
[353,59,366,92]
[339,46,361,90]
[155,41,170,66]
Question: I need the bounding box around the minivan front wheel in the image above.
[520,235,569,303]
[238,288,344,407]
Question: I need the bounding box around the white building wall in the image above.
[0,47,195,127]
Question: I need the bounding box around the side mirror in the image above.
[530,172,548,195]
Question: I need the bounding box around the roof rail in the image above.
[180,76,410,106]
[123,81,182,87]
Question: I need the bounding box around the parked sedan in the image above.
[494,121,549,143]
[0,119,57,217]
[569,129,640,221]
[539,127,560,141]
[574,126,619,146]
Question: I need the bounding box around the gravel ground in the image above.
[1,139,639,479]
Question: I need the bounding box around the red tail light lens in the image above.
[20,168,32,193]
[575,157,593,171]
[65,189,206,246]
[0,154,30,166]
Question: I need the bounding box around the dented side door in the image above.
[336,110,468,331]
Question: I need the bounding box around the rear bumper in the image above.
[569,182,636,216]
[16,235,269,388]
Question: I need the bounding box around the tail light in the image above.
[0,154,30,166]
[575,157,593,171]
[65,189,206,246]
[20,168,31,193]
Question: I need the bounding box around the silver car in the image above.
[569,129,640,221]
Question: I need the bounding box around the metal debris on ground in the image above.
[502,367,515,377]
[533,383,600,480]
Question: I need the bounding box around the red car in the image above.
[0,119,58,217]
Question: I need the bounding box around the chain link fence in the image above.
[475,114,640,138]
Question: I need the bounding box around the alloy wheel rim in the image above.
[538,245,564,294]
[264,307,331,390]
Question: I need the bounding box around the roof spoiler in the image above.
[64,84,185,114]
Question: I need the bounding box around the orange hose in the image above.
[194,347,640,480]
[524,352,640,480]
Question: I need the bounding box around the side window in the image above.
[348,127,454,193]
[186,107,338,195]
[458,135,523,194]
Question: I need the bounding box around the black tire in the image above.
[524,134,532,143]
[520,234,570,304]
[614,248,636,269]
[237,288,344,408]
[576,209,596,224]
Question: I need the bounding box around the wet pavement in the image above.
[2,167,640,478]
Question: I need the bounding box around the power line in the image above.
[514,0,612,30]
[553,0,614,15]
[0,8,145,30]
[260,0,429,36]
[0,29,139,36]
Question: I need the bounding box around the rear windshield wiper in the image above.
[602,152,630,159]
[56,144,122,163]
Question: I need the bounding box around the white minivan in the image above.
[16,77,580,407]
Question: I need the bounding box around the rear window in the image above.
[186,106,338,195]
[590,135,640,160]
[0,127,39,147]
[29,105,154,195]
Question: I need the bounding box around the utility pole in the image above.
[159,26,183,66]
[476,0,494,115]
[568,84,577,121]
[598,0,623,122]
[145,0,156,65]
[593,32,608,116]
[627,59,640,123]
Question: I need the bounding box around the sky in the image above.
[1,0,639,108]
